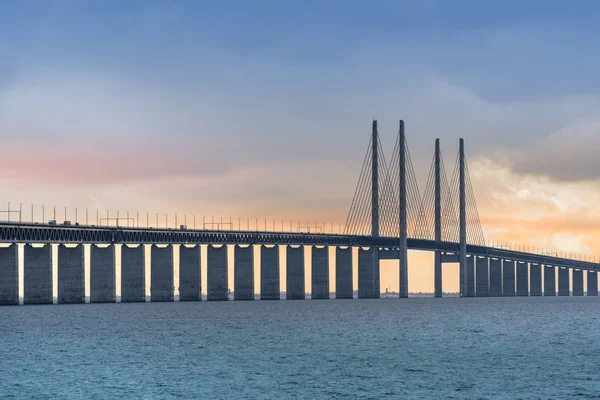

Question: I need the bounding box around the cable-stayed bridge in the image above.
[0,120,598,305]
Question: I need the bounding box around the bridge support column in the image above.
[434,252,442,298]
[358,248,379,298]
[475,256,489,297]
[489,258,502,297]
[572,269,583,296]
[558,267,570,296]
[460,258,464,296]
[516,261,528,297]
[58,244,85,304]
[587,271,598,296]
[544,266,556,296]
[286,246,305,300]
[207,245,228,301]
[150,245,173,302]
[0,245,18,306]
[24,244,52,305]
[502,260,515,296]
[335,247,353,299]
[90,245,115,303]
[311,246,329,299]
[121,244,146,302]
[234,245,253,300]
[465,255,475,297]
[179,245,201,301]
[530,263,542,296]
[260,245,280,300]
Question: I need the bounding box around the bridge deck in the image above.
[0,222,597,272]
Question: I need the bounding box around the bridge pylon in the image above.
[344,119,421,298]
[434,138,442,298]
[345,120,486,298]
[398,121,408,298]
[370,121,380,299]
[371,120,379,239]
[422,136,485,297]
[459,138,468,297]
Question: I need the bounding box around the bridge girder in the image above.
[0,223,597,272]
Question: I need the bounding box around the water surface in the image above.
[1,298,599,399]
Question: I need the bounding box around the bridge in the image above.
[0,120,598,305]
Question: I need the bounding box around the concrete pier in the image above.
[57,244,85,304]
[24,244,52,305]
[121,245,146,302]
[311,246,329,299]
[489,258,502,297]
[0,245,18,305]
[434,251,442,298]
[572,269,583,296]
[544,266,556,296]
[286,246,305,300]
[335,247,353,299]
[150,245,174,302]
[530,263,542,296]
[558,267,569,296]
[234,245,254,300]
[516,261,528,297]
[358,248,379,298]
[207,245,228,301]
[466,255,475,297]
[260,245,280,300]
[90,245,116,303]
[475,256,489,297]
[179,245,201,301]
[587,271,598,296]
[502,260,515,296]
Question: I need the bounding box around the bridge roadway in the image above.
[0,222,598,272]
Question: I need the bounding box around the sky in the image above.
[2,1,600,294]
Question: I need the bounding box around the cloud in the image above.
[507,119,600,182]
[468,156,600,257]
[0,141,236,185]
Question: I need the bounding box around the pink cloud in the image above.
[0,140,235,185]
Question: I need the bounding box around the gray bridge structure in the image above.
[0,120,598,305]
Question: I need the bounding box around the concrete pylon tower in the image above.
[459,138,467,297]
[371,120,380,298]
[371,120,379,239]
[399,120,408,298]
[434,138,442,297]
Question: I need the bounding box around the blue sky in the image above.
[3,1,599,100]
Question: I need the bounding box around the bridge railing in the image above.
[486,241,599,264]
[1,203,598,267]
[0,202,353,235]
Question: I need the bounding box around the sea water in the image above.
[1,297,599,399]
